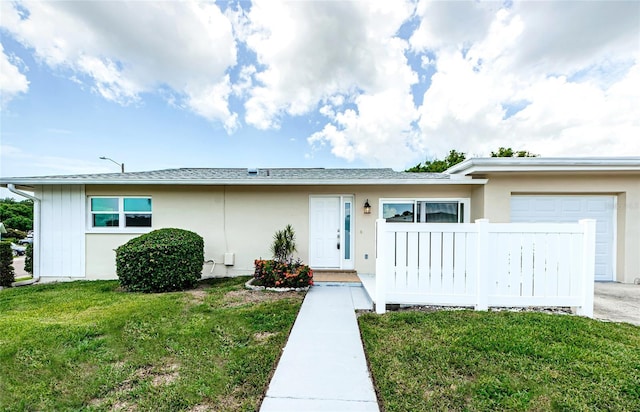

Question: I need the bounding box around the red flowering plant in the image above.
[253,258,314,288]
[253,225,313,288]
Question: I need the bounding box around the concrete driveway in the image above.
[12,256,30,278]
[594,282,640,326]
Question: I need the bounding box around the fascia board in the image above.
[456,165,640,175]
[447,158,640,175]
[2,178,488,186]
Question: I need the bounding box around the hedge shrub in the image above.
[116,228,204,293]
[24,243,33,274]
[0,242,15,287]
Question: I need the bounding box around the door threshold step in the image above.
[313,270,360,283]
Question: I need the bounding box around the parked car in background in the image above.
[11,243,26,256]
[18,235,33,245]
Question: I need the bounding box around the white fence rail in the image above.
[374,219,596,317]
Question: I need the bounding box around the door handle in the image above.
[337,228,340,249]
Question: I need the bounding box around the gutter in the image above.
[7,184,40,283]
[446,157,640,175]
[0,178,489,186]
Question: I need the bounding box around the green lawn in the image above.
[0,277,304,411]
[359,310,640,411]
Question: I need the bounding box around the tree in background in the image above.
[407,147,538,172]
[406,149,467,173]
[0,198,33,232]
[491,147,538,158]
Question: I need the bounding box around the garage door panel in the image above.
[586,200,608,212]
[534,198,559,212]
[561,199,582,213]
[515,198,557,215]
[511,195,614,281]
[595,263,608,277]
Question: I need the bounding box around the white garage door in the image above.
[510,196,615,281]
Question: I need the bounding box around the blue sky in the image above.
[1,0,639,186]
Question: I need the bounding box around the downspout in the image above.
[7,184,40,282]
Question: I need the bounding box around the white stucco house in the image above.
[1,157,639,286]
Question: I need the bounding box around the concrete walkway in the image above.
[260,284,379,411]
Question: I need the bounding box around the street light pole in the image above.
[99,156,125,173]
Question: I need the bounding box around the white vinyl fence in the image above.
[374,219,596,317]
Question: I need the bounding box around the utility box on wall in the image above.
[224,252,235,266]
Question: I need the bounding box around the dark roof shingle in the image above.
[1,167,453,186]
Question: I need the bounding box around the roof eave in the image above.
[1,184,35,192]
[1,178,488,186]
[446,158,640,175]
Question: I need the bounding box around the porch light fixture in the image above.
[364,199,371,215]
[99,156,125,173]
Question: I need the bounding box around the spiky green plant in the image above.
[270,224,296,263]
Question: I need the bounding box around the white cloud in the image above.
[185,76,239,133]
[413,2,640,160]
[1,0,638,169]
[505,63,640,156]
[260,0,638,165]
[309,87,420,168]
[410,0,499,52]
[232,65,256,98]
[0,0,238,128]
[76,55,141,105]
[0,43,29,108]
[243,0,415,128]
[239,0,423,166]
[510,1,640,75]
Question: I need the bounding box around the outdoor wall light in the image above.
[364,199,371,215]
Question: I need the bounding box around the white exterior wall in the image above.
[36,185,86,280]
[32,173,638,285]
[84,184,476,280]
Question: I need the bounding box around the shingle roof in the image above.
[1,168,478,187]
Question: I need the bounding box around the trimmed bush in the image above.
[0,242,15,287]
[254,259,313,288]
[116,228,204,293]
[25,243,33,274]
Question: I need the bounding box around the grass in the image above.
[359,310,640,411]
[0,277,304,411]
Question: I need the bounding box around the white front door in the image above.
[309,196,354,269]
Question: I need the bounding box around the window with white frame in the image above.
[89,197,152,229]
[381,199,469,223]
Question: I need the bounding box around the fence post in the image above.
[576,219,596,317]
[475,219,490,311]
[375,218,387,314]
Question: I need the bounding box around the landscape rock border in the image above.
[245,277,311,292]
